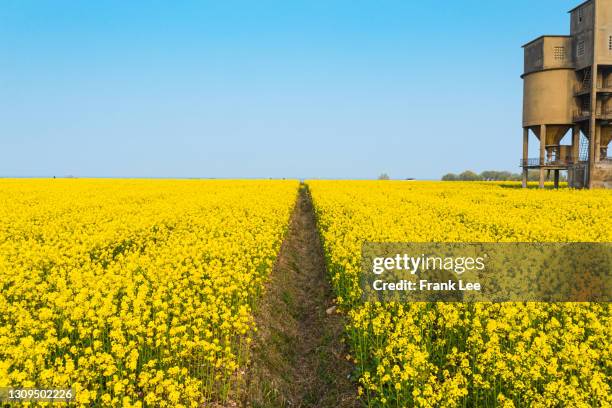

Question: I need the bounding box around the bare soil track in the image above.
[243,184,359,408]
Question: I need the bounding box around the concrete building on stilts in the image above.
[521,0,612,189]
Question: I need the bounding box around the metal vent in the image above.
[554,46,566,61]
[577,41,585,57]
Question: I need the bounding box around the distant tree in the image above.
[378,173,390,180]
[480,171,495,181]
[480,170,513,181]
[458,170,482,181]
[442,169,567,182]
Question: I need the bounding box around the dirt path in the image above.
[244,184,359,408]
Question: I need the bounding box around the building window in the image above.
[554,46,566,61]
[578,40,585,57]
[608,35,612,51]
[578,8,584,23]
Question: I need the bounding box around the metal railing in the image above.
[573,110,588,120]
[520,156,574,167]
[572,110,612,120]
[574,82,591,94]
[521,156,611,167]
[574,82,612,94]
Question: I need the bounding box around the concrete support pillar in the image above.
[554,170,560,189]
[572,125,580,163]
[588,65,598,189]
[539,124,546,189]
[595,125,601,162]
[588,123,595,188]
[522,128,529,188]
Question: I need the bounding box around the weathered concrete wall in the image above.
[570,0,595,70]
[591,161,612,188]
[523,69,576,128]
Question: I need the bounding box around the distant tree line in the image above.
[441,170,567,182]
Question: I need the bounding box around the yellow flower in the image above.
[0,179,298,406]
[307,180,612,407]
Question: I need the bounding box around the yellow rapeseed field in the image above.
[0,179,298,407]
[307,181,612,407]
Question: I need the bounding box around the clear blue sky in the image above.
[0,0,579,179]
